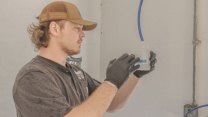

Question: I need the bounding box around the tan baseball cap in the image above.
[37,1,97,31]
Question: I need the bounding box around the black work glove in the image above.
[133,51,157,78]
[105,53,140,89]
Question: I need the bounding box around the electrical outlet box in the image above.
[184,104,198,117]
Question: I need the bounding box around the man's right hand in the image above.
[105,53,140,89]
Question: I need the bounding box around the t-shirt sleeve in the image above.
[13,71,72,117]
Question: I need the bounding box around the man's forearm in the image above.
[107,75,139,112]
[64,81,118,117]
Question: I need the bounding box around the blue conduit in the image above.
[138,0,144,42]
[185,104,208,117]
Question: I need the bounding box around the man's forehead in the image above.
[67,21,83,27]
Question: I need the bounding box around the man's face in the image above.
[58,21,85,55]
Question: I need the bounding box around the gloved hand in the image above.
[105,53,140,89]
[133,51,157,78]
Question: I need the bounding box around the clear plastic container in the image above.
[134,41,150,71]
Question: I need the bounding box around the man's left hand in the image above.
[133,51,157,78]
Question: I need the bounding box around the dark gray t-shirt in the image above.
[13,56,100,117]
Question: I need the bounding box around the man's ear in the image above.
[49,21,61,36]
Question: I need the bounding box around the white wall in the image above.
[196,0,208,116]
[1,0,207,117]
[0,0,100,116]
[101,0,207,117]
[80,0,101,79]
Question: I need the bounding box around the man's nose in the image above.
[80,31,85,38]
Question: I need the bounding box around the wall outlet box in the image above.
[184,104,198,117]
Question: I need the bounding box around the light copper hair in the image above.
[27,20,66,49]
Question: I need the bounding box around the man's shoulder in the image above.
[15,56,52,83]
[18,58,43,75]
[13,57,49,94]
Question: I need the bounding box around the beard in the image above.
[62,45,80,56]
[59,38,82,56]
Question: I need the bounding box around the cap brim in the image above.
[70,19,97,31]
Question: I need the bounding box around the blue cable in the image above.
[138,0,144,42]
[185,104,208,117]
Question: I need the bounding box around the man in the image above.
[13,1,156,117]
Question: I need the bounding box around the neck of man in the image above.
[38,46,68,67]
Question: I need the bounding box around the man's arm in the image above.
[107,51,157,112]
[107,75,139,112]
[64,81,117,117]
[65,54,140,117]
